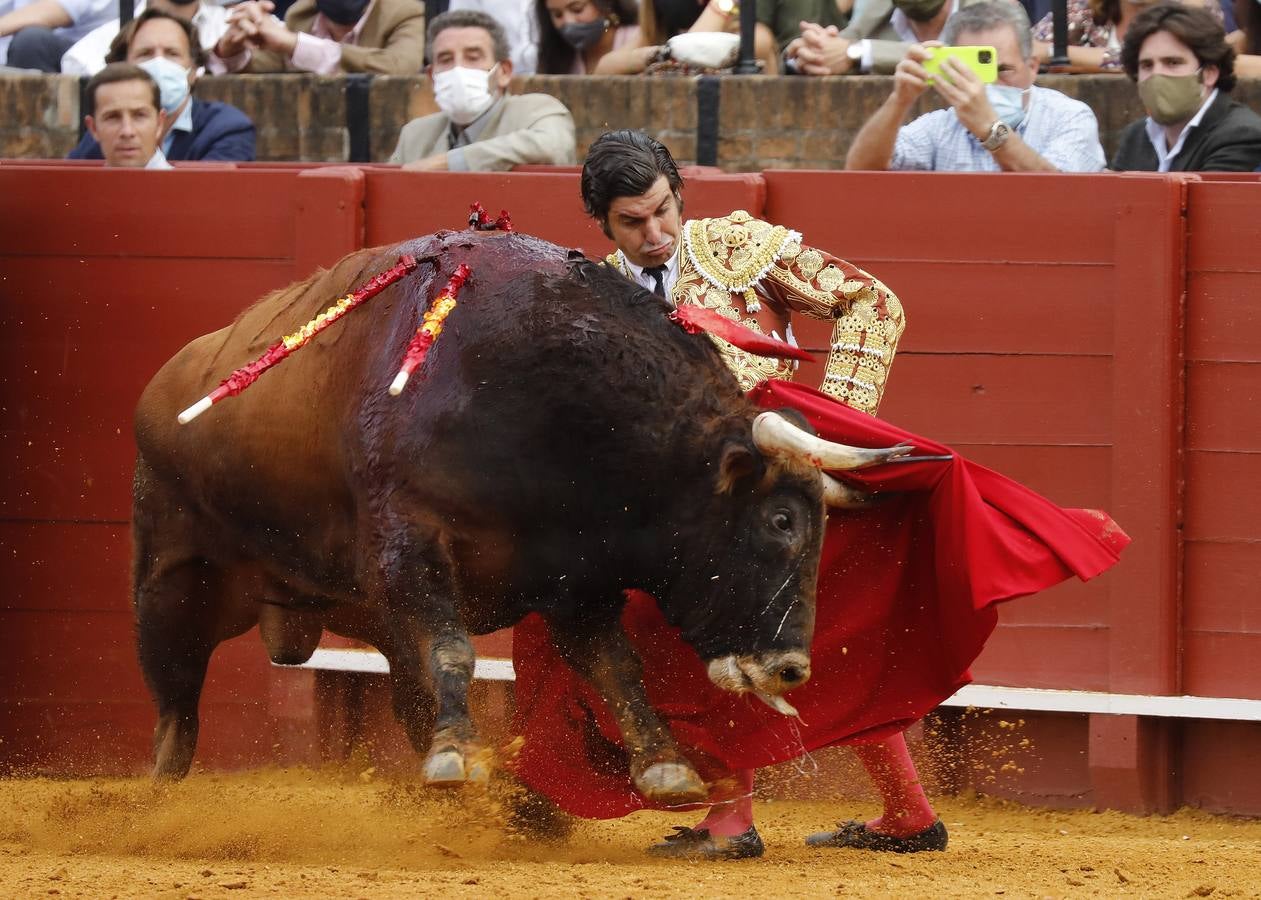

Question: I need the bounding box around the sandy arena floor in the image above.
[3,769,1260,899]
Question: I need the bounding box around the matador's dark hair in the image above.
[580,129,685,225]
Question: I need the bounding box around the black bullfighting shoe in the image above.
[805,819,948,853]
[646,825,765,860]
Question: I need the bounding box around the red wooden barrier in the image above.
[0,166,364,774]
[2,165,1260,816]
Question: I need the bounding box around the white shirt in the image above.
[1143,88,1219,173]
[61,1,230,76]
[1,0,114,65]
[892,84,1107,172]
[145,147,173,169]
[857,0,960,72]
[618,246,681,302]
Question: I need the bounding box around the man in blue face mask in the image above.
[845,0,1106,172]
[66,8,255,162]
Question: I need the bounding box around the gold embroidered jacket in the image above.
[607,210,905,414]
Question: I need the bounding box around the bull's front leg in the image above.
[548,613,707,806]
[381,530,489,787]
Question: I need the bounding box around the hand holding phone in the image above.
[921,45,998,85]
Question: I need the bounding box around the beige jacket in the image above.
[243,0,426,75]
[389,93,576,171]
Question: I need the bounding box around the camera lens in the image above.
[979,50,993,63]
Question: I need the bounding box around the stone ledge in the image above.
[5,71,1258,167]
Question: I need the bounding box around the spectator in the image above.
[0,0,112,71]
[61,0,228,77]
[1112,2,1261,171]
[69,9,255,162]
[533,0,639,73]
[784,0,996,75]
[211,0,426,74]
[846,0,1106,170]
[1030,0,1223,71]
[449,0,537,73]
[598,0,781,73]
[389,9,575,170]
[82,62,170,168]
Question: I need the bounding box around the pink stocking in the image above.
[851,732,937,836]
[693,768,755,837]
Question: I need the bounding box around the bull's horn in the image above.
[820,473,878,509]
[752,412,912,471]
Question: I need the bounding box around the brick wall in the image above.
[6,71,1260,167]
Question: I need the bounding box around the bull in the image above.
[132,230,906,803]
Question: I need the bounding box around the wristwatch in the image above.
[980,120,1012,151]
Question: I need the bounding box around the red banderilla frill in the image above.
[468,201,514,232]
[389,263,472,396]
[177,255,419,424]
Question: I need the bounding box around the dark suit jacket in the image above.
[1111,91,1261,172]
[69,99,256,162]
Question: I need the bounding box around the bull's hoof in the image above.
[635,762,707,806]
[422,748,492,787]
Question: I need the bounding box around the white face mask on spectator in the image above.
[138,56,191,117]
[433,64,499,126]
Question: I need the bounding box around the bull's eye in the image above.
[770,511,793,533]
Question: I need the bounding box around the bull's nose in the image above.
[776,662,810,687]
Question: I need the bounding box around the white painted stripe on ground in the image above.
[285,649,1261,721]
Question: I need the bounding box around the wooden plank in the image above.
[1186,181,1261,273]
[834,261,1114,356]
[1105,175,1184,697]
[1186,361,1261,451]
[0,610,144,702]
[874,354,1113,444]
[1184,541,1261,633]
[0,522,130,613]
[970,622,1110,691]
[1185,450,1261,542]
[1,258,294,521]
[940,445,1113,509]
[1183,632,1261,700]
[0,169,301,259]
[1181,721,1261,815]
[764,170,1125,265]
[1187,272,1261,362]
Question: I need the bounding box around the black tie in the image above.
[645,265,667,298]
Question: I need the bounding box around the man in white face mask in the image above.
[66,8,255,161]
[845,0,1106,172]
[1112,3,1261,172]
[388,9,575,172]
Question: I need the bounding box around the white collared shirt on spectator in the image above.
[891,84,1106,172]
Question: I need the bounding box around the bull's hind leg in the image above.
[380,531,487,787]
[548,610,708,806]
[134,557,253,779]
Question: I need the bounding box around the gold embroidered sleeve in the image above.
[763,242,907,414]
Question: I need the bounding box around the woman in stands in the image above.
[534,0,640,73]
[1032,0,1224,70]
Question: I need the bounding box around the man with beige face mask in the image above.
[1112,2,1261,171]
[389,9,575,171]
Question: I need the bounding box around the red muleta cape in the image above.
[509,380,1130,818]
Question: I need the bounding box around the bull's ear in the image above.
[715,440,764,495]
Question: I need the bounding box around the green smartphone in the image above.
[922,45,998,84]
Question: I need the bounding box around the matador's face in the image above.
[604,175,683,269]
